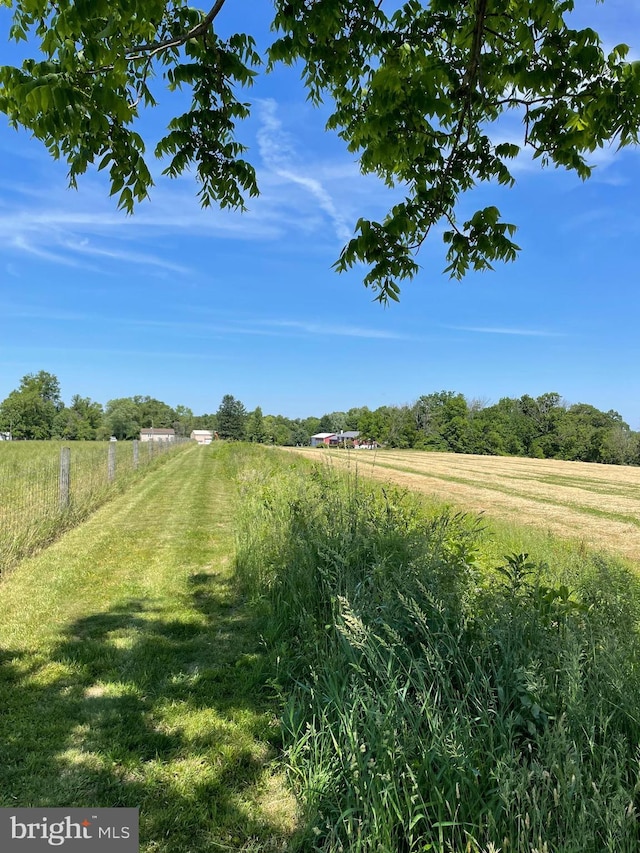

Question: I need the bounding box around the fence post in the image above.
[59,447,71,509]
[133,439,139,469]
[108,442,116,482]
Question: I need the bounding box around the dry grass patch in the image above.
[287,448,640,562]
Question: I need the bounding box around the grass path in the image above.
[0,444,296,852]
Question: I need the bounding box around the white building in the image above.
[140,428,176,442]
[190,430,214,445]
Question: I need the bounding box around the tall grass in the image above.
[0,440,191,575]
[234,448,640,853]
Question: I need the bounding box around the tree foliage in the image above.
[103,397,142,441]
[53,394,104,440]
[245,405,266,443]
[0,371,62,439]
[1,370,637,465]
[0,374,198,441]
[307,392,640,464]
[216,393,247,440]
[2,1,640,300]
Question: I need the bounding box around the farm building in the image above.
[310,431,363,447]
[310,432,335,447]
[334,431,361,444]
[190,430,214,445]
[140,428,176,442]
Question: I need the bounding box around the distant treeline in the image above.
[1,373,638,466]
[286,391,638,466]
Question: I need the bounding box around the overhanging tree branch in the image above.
[125,0,228,59]
[2,0,639,301]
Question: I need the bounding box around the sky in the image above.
[1,1,639,427]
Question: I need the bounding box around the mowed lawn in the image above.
[288,448,640,562]
[0,443,296,852]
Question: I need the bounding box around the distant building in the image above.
[310,431,380,449]
[191,429,214,445]
[0,432,12,441]
[310,432,335,447]
[310,431,363,447]
[140,428,175,442]
[334,431,360,444]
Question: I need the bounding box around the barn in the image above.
[310,432,335,447]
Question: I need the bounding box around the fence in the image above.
[0,438,191,576]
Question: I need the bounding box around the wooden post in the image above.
[133,439,139,469]
[59,447,71,509]
[108,442,116,482]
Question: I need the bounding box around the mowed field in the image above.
[288,448,640,562]
[0,440,186,572]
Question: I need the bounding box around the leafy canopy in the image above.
[2,0,639,302]
[0,370,62,439]
[216,393,247,440]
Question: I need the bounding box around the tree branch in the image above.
[430,0,488,229]
[483,26,518,48]
[125,0,227,59]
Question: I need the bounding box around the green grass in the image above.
[0,443,297,852]
[233,447,640,853]
[0,439,188,575]
[5,442,640,852]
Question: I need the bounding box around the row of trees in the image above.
[0,372,215,442]
[347,392,639,466]
[220,391,640,467]
[1,374,638,466]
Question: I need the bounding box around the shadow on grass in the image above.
[0,572,292,852]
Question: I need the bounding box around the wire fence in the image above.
[0,438,192,576]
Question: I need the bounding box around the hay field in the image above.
[288,448,640,562]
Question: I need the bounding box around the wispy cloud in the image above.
[0,99,395,273]
[257,99,353,242]
[64,239,192,275]
[0,175,284,275]
[120,315,413,341]
[1,305,92,322]
[261,318,413,340]
[1,204,191,276]
[10,235,100,270]
[2,302,412,342]
[3,343,224,361]
[445,325,565,337]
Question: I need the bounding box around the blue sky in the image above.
[1,1,639,427]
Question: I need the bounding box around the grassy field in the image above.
[0,439,187,574]
[0,443,296,852]
[288,448,640,563]
[3,443,640,852]
[234,446,640,852]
